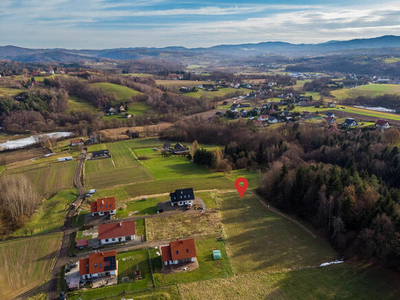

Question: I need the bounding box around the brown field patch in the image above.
[99,122,173,140]
[146,211,222,242]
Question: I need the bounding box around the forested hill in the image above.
[1,35,400,62]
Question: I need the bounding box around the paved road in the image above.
[48,153,86,300]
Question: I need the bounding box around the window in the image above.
[105,239,108,242]
[106,262,109,266]
[100,205,102,208]
[186,249,189,253]
[99,263,102,268]
[176,250,179,254]
[95,264,97,268]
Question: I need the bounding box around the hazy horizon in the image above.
[1,0,400,49]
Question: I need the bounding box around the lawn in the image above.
[0,233,62,299]
[116,196,166,218]
[218,192,337,273]
[178,262,400,300]
[384,57,400,63]
[69,250,153,300]
[88,143,108,152]
[12,189,77,236]
[155,80,211,87]
[127,101,152,115]
[184,87,251,99]
[67,96,97,113]
[91,82,142,101]
[331,84,400,100]
[151,238,232,286]
[146,211,222,242]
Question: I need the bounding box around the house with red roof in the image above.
[79,250,118,280]
[70,138,84,146]
[376,120,390,130]
[161,239,197,266]
[98,221,136,245]
[326,117,336,124]
[90,197,116,217]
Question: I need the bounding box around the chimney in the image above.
[119,222,122,227]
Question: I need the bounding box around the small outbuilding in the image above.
[213,250,222,260]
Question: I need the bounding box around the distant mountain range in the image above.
[1,35,400,63]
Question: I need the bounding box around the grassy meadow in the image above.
[67,96,97,113]
[184,87,251,99]
[0,233,62,300]
[12,189,77,236]
[331,84,400,100]
[91,82,142,101]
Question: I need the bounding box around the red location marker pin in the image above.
[235,177,248,199]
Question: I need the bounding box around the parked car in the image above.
[85,193,92,197]
[88,189,96,194]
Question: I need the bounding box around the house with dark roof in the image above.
[79,250,118,280]
[170,188,194,207]
[344,118,357,127]
[326,112,335,118]
[90,197,116,217]
[91,150,110,158]
[173,143,189,154]
[161,239,197,266]
[328,102,336,108]
[376,120,390,129]
[98,221,136,245]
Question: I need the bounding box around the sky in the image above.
[1,0,400,49]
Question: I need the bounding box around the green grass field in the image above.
[331,84,400,100]
[185,87,251,99]
[218,192,337,273]
[91,82,142,101]
[67,96,97,113]
[178,262,400,300]
[85,142,154,189]
[12,189,77,236]
[0,86,23,97]
[3,160,77,195]
[383,57,400,63]
[0,233,62,299]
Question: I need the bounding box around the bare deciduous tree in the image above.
[0,175,41,224]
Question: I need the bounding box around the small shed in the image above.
[76,239,88,250]
[213,250,222,260]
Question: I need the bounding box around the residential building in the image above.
[70,138,84,146]
[326,112,335,118]
[170,188,195,206]
[98,221,136,245]
[161,239,197,266]
[79,250,118,280]
[376,120,390,129]
[344,118,357,127]
[90,197,116,217]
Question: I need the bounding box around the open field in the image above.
[0,86,23,97]
[116,195,166,218]
[179,262,400,300]
[85,142,154,189]
[331,84,400,100]
[121,73,155,77]
[0,147,50,165]
[218,192,337,273]
[69,250,153,300]
[185,87,251,99]
[12,189,77,236]
[0,233,62,299]
[67,96,97,113]
[3,160,77,195]
[99,123,173,140]
[151,238,232,286]
[91,82,141,101]
[155,80,211,86]
[384,57,400,63]
[124,176,233,198]
[146,212,222,242]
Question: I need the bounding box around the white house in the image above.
[79,250,118,280]
[170,188,195,207]
[268,117,279,124]
[376,120,390,130]
[97,221,136,245]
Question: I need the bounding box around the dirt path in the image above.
[48,152,86,300]
[252,192,317,239]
